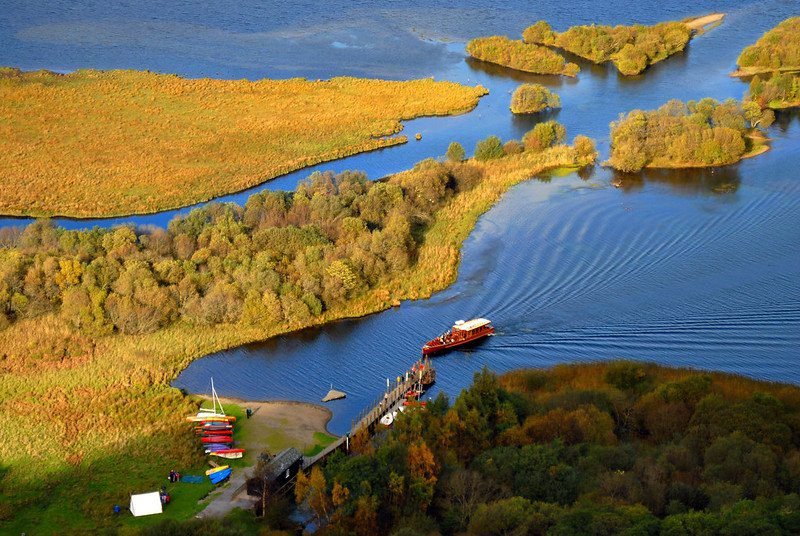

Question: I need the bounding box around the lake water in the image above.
[3,0,799,434]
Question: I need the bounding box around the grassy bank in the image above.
[0,140,595,534]
[0,67,487,218]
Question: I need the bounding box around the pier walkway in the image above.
[304,358,435,467]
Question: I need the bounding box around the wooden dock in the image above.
[304,358,436,468]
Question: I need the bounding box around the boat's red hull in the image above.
[422,326,494,356]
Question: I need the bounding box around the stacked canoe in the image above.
[186,412,246,464]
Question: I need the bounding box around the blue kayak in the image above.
[209,467,232,485]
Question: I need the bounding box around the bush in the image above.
[474,136,505,161]
[503,140,524,155]
[572,135,597,161]
[510,84,561,114]
[445,141,466,162]
[522,21,556,45]
[522,121,566,152]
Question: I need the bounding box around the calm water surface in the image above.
[3,0,799,433]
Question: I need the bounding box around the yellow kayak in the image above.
[205,465,229,476]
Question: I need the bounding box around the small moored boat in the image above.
[422,318,494,356]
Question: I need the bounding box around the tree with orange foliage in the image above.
[295,466,331,523]
[407,441,439,511]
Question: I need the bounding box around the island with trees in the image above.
[510,83,561,114]
[0,125,596,533]
[466,36,580,77]
[154,361,800,534]
[522,19,693,76]
[733,17,800,77]
[747,73,800,110]
[0,67,488,218]
[733,18,800,111]
[608,98,774,172]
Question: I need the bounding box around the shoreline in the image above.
[201,396,337,438]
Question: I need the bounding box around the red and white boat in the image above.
[422,318,494,356]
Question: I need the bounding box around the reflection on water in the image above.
[612,165,742,195]
[3,0,800,432]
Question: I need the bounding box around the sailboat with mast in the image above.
[185,378,236,422]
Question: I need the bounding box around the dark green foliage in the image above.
[309,362,800,535]
[474,136,505,161]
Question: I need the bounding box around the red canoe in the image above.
[202,430,234,436]
[201,435,232,444]
[422,318,494,356]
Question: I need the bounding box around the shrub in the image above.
[510,84,561,114]
[503,140,524,155]
[474,136,505,161]
[573,135,597,161]
[522,21,556,45]
[445,141,466,162]
[522,121,567,152]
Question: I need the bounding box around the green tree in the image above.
[446,141,466,162]
[474,136,505,161]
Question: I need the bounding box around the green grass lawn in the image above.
[303,432,338,457]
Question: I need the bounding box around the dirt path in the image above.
[196,399,336,518]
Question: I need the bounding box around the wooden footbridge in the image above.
[304,357,436,467]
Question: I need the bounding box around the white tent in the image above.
[129,491,163,517]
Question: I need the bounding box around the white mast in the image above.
[210,377,225,416]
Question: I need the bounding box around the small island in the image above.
[0,67,488,218]
[608,98,773,172]
[509,83,561,114]
[733,17,800,77]
[466,36,580,77]
[522,19,696,76]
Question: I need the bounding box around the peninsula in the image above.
[0,128,596,533]
[0,68,487,218]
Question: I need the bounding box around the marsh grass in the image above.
[0,68,487,217]
[0,143,594,533]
